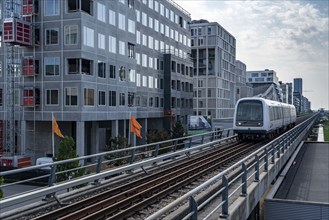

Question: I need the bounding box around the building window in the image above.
[119,41,125,55]
[44,57,60,76]
[83,26,94,47]
[149,76,153,88]
[97,2,106,22]
[142,54,147,67]
[109,90,116,106]
[109,9,116,26]
[68,58,93,75]
[142,75,147,87]
[128,92,134,107]
[67,0,92,15]
[119,93,125,106]
[149,97,153,107]
[98,33,105,49]
[45,0,59,16]
[142,12,147,26]
[46,89,59,105]
[118,13,126,30]
[128,69,135,82]
[45,28,59,45]
[136,73,141,87]
[98,90,105,106]
[155,97,159,107]
[128,19,135,34]
[64,25,78,45]
[65,87,78,106]
[109,36,116,53]
[98,61,106,78]
[128,0,134,9]
[119,66,126,81]
[84,88,94,106]
[109,64,116,79]
[128,43,134,58]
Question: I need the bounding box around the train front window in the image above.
[236,100,263,121]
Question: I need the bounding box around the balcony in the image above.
[23,88,40,107]
[23,58,39,76]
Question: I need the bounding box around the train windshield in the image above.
[236,100,263,121]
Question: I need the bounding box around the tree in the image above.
[171,120,186,139]
[54,136,84,183]
[146,129,171,154]
[105,135,130,166]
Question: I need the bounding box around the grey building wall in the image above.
[0,0,193,160]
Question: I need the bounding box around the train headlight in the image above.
[238,122,241,126]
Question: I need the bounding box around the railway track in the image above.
[33,140,264,220]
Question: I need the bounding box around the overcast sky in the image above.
[176,0,329,110]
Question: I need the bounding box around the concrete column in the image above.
[111,120,118,137]
[91,121,99,154]
[76,121,85,157]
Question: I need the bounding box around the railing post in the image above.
[189,196,198,220]
[271,144,275,164]
[154,143,159,157]
[129,148,136,164]
[211,132,215,142]
[95,155,102,174]
[45,164,56,199]
[264,148,268,172]
[276,142,280,158]
[255,155,259,182]
[281,139,285,154]
[226,129,230,137]
[173,140,178,152]
[221,175,229,217]
[93,155,102,185]
[48,164,56,187]
[241,162,247,196]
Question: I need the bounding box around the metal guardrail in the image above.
[146,113,319,220]
[0,128,235,209]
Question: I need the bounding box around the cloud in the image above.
[176,0,329,109]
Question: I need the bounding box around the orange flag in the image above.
[52,115,64,138]
[130,115,142,138]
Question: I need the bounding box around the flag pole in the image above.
[52,112,55,158]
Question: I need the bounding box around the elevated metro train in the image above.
[233,97,296,140]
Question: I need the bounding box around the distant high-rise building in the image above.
[279,81,289,103]
[287,83,293,104]
[293,78,303,113]
[293,78,303,96]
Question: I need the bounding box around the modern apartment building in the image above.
[190,19,237,119]
[0,0,193,161]
[246,69,282,102]
[235,60,252,101]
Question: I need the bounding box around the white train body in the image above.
[233,98,296,138]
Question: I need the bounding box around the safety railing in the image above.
[146,113,319,220]
[0,128,235,206]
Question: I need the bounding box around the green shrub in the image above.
[54,136,85,183]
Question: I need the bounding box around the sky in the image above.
[175,0,329,110]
